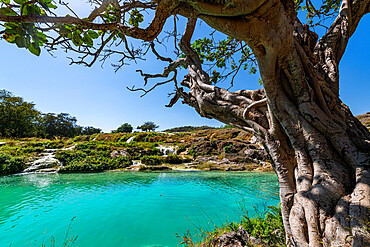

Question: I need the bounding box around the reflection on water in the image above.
[0,171,279,247]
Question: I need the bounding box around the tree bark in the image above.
[174,1,370,246]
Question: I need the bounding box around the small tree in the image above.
[114,123,133,133]
[137,122,159,132]
[81,126,101,135]
[0,89,41,138]
[41,113,79,138]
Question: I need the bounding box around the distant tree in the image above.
[81,126,102,135]
[41,113,79,138]
[113,123,133,133]
[0,89,41,137]
[137,122,159,132]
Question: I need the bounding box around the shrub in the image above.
[141,156,162,166]
[188,149,198,158]
[113,123,133,133]
[59,156,131,173]
[224,144,235,153]
[0,153,25,175]
[55,150,87,165]
[163,155,183,164]
[190,205,285,247]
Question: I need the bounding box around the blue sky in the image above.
[0,5,369,132]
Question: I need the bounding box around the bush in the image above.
[224,144,235,153]
[141,156,162,166]
[163,155,183,164]
[196,205,285,247]
[55,150,87,165]
[234,205,285,245]
[113,123,133,133]
[75,142,97,150]
[0,153,25,175]
[59,156,131,173]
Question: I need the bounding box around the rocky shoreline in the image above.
[1,128,273,175]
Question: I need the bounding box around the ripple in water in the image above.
[0,171,279,247]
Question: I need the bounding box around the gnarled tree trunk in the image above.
[172,1,370,246]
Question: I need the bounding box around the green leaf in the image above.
[0,7,17,16]
[46,2,57,9]
[87,30,99,39]
[23,5,41,16]
[38,0,49,11]
[15,26,26,36]
[14,0,27,4]
[82,33,93,47]
[15,36,26,48]
[72,31,83,46]
[129,9,144,27]
[24,35,31,48]
[0,0,11,4]
[28,42,41,56]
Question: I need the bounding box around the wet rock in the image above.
[194,156,232,166]
[184,164,198,169]
[156,145,177,156]
[189,141,217,156]
[127,163,147,171]
[145,165,172,171]
[23,152,61,173]
[110,149,129,158]
[204,226,263,247]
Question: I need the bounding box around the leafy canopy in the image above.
[137,122,159,132]
[0,1,342,86]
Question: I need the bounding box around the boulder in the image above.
[110,149,129,158]
[127,164,147,171]
[202,226,263,247]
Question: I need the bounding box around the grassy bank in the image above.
[179,206,285,247]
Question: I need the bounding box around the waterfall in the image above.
[156,145,178,156]
[20,144,76,174]
[126,136,135,143]
[22,149,62,174]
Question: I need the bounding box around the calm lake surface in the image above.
[0,171,279,247]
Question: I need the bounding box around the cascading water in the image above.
[20,145,76,174]
[156,145,177,156]
[126,136,135,143]
[22,149,61,174]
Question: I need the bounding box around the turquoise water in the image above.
[0,171,279,247]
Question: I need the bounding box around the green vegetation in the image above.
[165,126,216,133]
[0,90,101,138]
[0,89,40,138]
[0,139,68,175]
[112,123,133,133]
[179,206,285,247]
[223,143,235,153]
[56,142,132,173]
[0,128,257,175]
[137,121,159,132]
[0,153,25,175]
